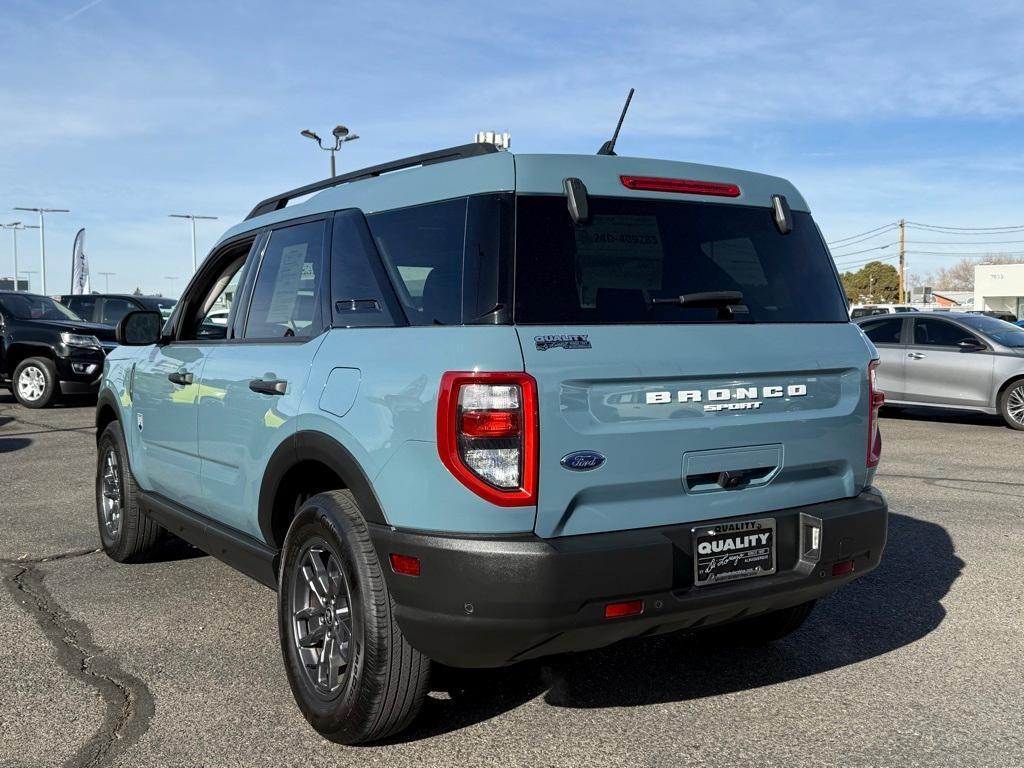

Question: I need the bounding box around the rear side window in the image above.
[244,221,326,339]
[330,210,401,328]
[860,317,903,345]
[912,318,977,347]
[514,196,848,324]
[100,298,136,325]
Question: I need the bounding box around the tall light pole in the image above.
[300,125,359,177]
[13,207,69,295]
[98,271,116,292]
[2,222,39,292]
[169,214,218,275]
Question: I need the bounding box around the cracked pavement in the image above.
[1,392,1022,767]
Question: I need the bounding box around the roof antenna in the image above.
[597,88,634,156]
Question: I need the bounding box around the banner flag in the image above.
[71,228,90,295]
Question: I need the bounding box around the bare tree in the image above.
[919,254,1024,291]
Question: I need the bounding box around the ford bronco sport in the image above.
[95,143,888,743]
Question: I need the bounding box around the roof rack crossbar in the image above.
[245,142,500,220]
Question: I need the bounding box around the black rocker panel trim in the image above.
[139,490,279,589]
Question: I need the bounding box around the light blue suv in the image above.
[95,143,889,743]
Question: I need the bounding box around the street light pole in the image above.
[13,207,69,295]
[300,125,360,178]
[169,214,218,274]
[98,271,116,292]
[2,223,39,291]
[21,271,38,293]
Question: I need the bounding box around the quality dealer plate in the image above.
[692,517,776,587]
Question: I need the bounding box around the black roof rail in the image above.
[245,142,501,221]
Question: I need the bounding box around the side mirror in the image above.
[958,339,985,352]
[117,310,163,346]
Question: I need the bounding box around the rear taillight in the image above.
[437,372,538,506]
[867,360,885,468]
[620,175,741,197]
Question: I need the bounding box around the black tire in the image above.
[699,600,816,647]
[12,356,58,408]
[999,380,1024,431]
[96,422,164,562]
[278,491,430,744]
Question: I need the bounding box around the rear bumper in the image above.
[370,488,888,668]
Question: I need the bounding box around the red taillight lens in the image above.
[437,372,538,506]
[832,559,855,577]
[620,175,741,197]
[389,553,421,577]
[604,600,644,619]
[867,360,885,468]
[460,409,521,438]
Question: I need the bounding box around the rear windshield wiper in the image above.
[651,291,750,319]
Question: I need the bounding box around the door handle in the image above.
[907,352,926,359]
[167,371,194,385]
[249,378,288,395]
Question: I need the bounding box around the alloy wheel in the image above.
[100,448,123,539]
[290,540,354,695]
[17,366,46,402]
[1007,384,1024,425]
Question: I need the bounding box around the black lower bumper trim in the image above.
[370,489,888,668]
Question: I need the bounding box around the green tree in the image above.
[840,261,900,303]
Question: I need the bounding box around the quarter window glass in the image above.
[861,317,903,345]
[245,221,326,339]
[912,318,976,347]
[367,199,467,326]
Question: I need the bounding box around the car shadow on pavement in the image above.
[0,436,31,453]
[881,405,1005,428]
[396,512,961,742]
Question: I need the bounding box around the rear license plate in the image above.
[693,518,776,587]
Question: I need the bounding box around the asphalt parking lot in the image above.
[1,394,1022,768]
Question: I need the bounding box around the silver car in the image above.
[856,312,1024,430]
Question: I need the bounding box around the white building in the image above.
[974,264,1024,317]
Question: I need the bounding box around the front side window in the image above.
[514,196,849,324]
[66,296,97,319]
[912,318,978,347]
[860,317,903,345]
[244,221,326,339]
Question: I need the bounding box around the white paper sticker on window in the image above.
[264,243,309,323]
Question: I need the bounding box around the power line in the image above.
[833,242,898,260]
[904,250,1024,257]
[827,222,898,245]
[905,238,1024,245]
[906,221,1024,233]
[828,227,899,250]
[834,254,900,270]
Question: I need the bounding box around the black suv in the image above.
[0,292,117,408]
[59,293,177,326]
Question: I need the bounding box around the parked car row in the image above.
[0,292,177,407]
[855,312,1024,429]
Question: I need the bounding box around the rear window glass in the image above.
[514,196,848,324]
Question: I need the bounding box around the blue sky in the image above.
[2,0,1023,295]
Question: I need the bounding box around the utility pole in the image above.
[169,214,218,275]
[13,207,69,295]
[898,218,906,303]
[2,223,39,291]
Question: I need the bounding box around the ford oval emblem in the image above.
[560,450,606,472]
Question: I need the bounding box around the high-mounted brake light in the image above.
[620,175,741,198]
[867,360,885,468]
[437,372,538,506]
